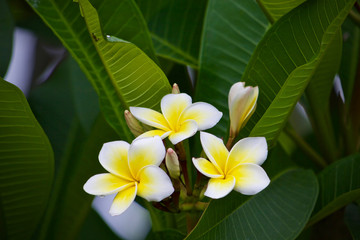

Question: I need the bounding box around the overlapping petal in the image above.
[109,185,137,216]
[83,173,134,195]
[129,107,170,130]
[228,163,270,195]
[228,83,258,135]
[137,165,174,202]
[161,93,192,129]
[204,176,235,199]
[180,102,223,130]
[200,132,229,171]
[168,120,198,145]
[98,141,133,181]
[192,158,223,178]
[226,137,268,172]
[136,129,171,140]
[128,136,165,178]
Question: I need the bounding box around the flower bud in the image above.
[228,82,258,138]
[165,148,180,179]
[172,83,180,94]
[124,110,144,137]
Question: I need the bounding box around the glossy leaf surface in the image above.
[187,169,318,240]
[308,154,360,226]
[0,78,54,240]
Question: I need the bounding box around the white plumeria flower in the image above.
[228,82,258,137]
[130,93,222,145]
[83,136,174,216]
[193,132,270,199]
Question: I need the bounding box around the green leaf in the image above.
[90,0,157,62]
[241,0,356,146]
[195,0,269,136]
[257,0,306,23]
[186,169,318,240]
[136,0,207,68]
[27,0,171,140]
[0,0,14,76]
[308,154,360,226]
[78,0,170,107]
[0,78,54,240]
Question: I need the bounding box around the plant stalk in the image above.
[175,142,192,196]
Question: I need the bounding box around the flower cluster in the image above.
[84,82,269,215]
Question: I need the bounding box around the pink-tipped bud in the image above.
[124,110,144,137]
[172,83,180,94]
[228,82,258,138]
[165,148,180,179]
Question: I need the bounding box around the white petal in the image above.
[228,82,246,105]
[192,157,223,178]
[109,185,137,216]
[228,163,270,195]
[204,175,235,199]
[168,120,198,145]
[161,93,192,130]
[200,132,228,172]
[128,136,166,178]
[83,173,134,195]
[98,141,133,181]
[130,107,170,130]
[226,137,268,172]
[229,85,258,134]
[180,102,222,130]
[135,130,171,140]
[137,165,174,202]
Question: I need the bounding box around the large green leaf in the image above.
[0,0,14,76]
[257,0,306,23]
[27,0,171,140]
[241,0,355,146]
[195,0,269,136]
[0,78,54,240]
[308,154,360,226]
[89,0,157,62]
[186,169,318,240]
[136,0,207,68]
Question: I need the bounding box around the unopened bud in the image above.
[228,82,258,138]
[172,83,180,94]
[165,148,180,179]
[124,110,144,137]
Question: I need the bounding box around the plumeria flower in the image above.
[130,93,222,145]
[228,82,258,138]
[83,136,174,216]
[193,132,270,199]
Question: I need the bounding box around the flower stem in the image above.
[226,135,235,150]
[175,142,192,196]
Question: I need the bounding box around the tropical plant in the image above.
[1,0,360,239]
